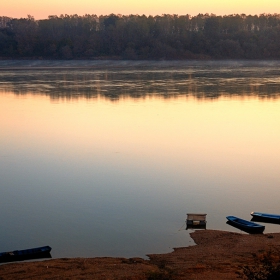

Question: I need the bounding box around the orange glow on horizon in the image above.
[1,0,280,20]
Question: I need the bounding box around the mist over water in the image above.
[0,60,280,258]
[1,60,280,99]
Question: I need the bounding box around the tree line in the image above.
[1,13,280,59]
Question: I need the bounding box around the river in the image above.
[0,60,280,259]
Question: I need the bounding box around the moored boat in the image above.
[0,246,52,263]
[226,216,265,234]
[186,213,207,229]
[251,212,280,224]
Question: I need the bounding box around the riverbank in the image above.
[1,229,280,280]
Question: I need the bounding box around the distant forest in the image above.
[1,13,280,60]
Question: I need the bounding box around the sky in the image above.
[1,0,280,19]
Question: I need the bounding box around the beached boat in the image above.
[251,212,280,220]
[0,246,52,263]
[186,213,207,229]
[251,212,280,224]
[226,216,265,234]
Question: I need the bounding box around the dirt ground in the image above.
[1,229,280,280]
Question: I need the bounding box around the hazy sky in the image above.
[1,0,280,19]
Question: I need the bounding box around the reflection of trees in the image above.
[1,62,280,100]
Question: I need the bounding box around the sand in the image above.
[1,229,280,279]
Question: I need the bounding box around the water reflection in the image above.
[0,61,280,259]
[0,60,280,100]
[251,217,280,225]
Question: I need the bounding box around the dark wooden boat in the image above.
[186,213,207,229]
[251,212,280,224]
[226,216,265,234]
[0,246,52,263]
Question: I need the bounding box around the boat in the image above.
[0,246,52,263]
[251,212,280,224]
[186,213,207,229]
[226,216,265,234]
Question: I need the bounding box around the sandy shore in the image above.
[1,229,280,279]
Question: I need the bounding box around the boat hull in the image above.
[186,220,206,229]
[0,246,52,263]
[251,212,280,224]
[226,216,265,234]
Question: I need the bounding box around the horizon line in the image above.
[2,12,280,20]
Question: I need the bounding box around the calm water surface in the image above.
[0,61,280,259]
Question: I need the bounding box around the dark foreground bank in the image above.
[1,230,280,280]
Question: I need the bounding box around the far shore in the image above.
[1,229,280,279]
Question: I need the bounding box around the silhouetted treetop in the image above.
[1,13,280,59]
